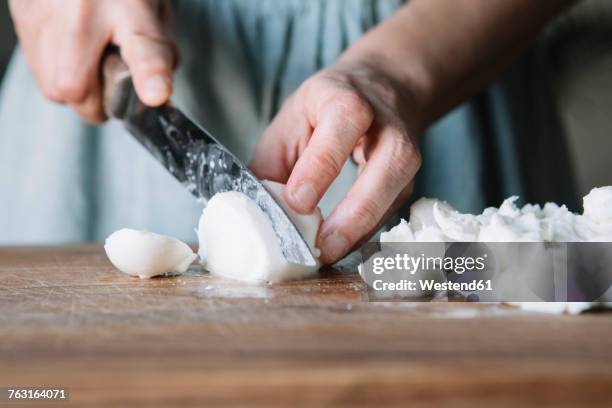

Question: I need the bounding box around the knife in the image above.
[101,50,316,266]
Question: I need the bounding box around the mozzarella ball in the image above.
[105,229,197,279]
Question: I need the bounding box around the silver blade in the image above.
[118,91,316,266]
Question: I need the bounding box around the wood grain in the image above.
[0,245,611,407]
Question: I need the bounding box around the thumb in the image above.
[249,99,311,183]
[249,121,293,184]
[120,33,176,106]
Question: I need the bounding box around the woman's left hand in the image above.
[250,60,423,264]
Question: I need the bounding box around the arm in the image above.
[251,0,577,264]
[341,0,578,129]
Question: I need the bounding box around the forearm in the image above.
[340,0,577,132]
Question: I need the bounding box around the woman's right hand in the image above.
[9,0,176,123]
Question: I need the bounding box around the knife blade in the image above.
[102,51,316,266]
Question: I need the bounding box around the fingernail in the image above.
[321,231,350,262]
[143,75,170,104]
[290,182,318,211]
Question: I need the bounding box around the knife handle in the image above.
[101,48,133,120]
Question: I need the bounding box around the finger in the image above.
[350,181,414,252]
[34,37,67,104]
[285,89,374,214]
[120,34,175,106]
[120,33,175,107]
[317,129,421,264]
[249,120,295,184]
[69,82,106,124]
[53,5,109,104]
[249,98,312,183]
[57,33,108,122]
[10,1,78,104]
[114,0,176,106]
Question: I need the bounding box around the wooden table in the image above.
[1,246,611,407]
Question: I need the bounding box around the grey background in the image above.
[0,2,14,78]
[0,1,611,201]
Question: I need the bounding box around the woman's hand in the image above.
[9,0,176,123]
[251,0,576,264]
[250,60,423,264]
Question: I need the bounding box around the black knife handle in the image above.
[101,47,133,120]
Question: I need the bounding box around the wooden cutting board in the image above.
[1,245,611,407]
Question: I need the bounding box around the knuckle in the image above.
[66,1,94,37]
[350,197,382,229]
[66,20,88,40]
[302,75,318,90]
[54,74,88,102]
[333,91,373,123]
[119,10,170,46]
[39,77,63,102]
[389,137,421,178]
[41,86,62,103]
[309,146,345,180]
[131,51,172,76]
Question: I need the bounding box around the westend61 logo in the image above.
[359,242,612,302]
